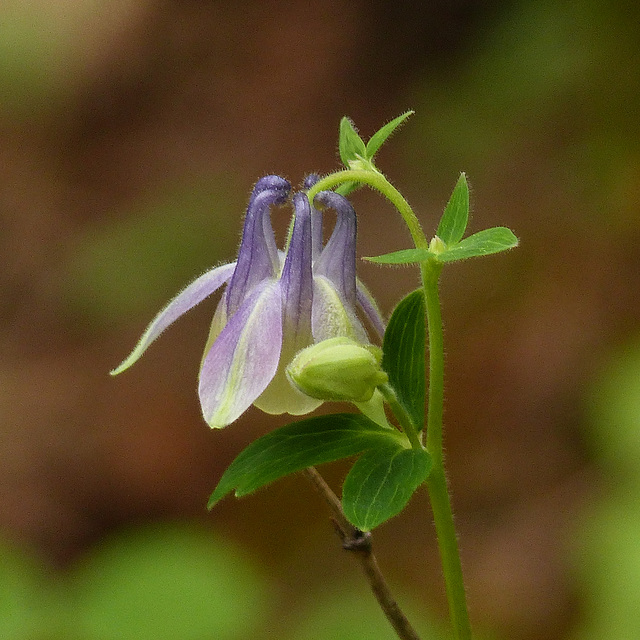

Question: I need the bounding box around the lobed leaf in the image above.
[436,173,469,245]
[382,289,426,430]
[365,111,414,159]
[437,227,519,262]
[342,446,431,531]
[208,413,403,507]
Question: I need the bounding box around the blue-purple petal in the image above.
[356,279,385,340]
[110,261,236,375]
[250,174,291,201]
[199,279,283,428]
[250,193,320,417]
[303,173,323,261]
[226,177,290,316]
[312,190,357,306]
[280,193,314,351]
[303,174,320,189]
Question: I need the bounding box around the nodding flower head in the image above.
[111,175,384,428]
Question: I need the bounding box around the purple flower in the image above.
[111,175,384,428]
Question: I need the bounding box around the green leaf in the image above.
[437,227,519,262]
[338,117,367,167]
[382,289,426,430]
[209,414,403,507]
[364,248,433,264]
[366,228,518,265]
[342,446,431,531]
[365,111,414,158]
[436,173,469,245]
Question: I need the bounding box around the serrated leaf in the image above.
[382,289,426,430]
[437,227,518,262]
[339,117,367,167]
[209,414,402,508]
[365,111,414,159]
[342,446,431,531]
[364,248,433,265]
[436,173,469,245]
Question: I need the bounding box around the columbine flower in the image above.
[111,175,384,428]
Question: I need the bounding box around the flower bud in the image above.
[429,234,446,255]
[286,337,388,403]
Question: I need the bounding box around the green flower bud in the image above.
[429,234,446,255]
[286,337,388,403]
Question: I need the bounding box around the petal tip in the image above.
[206,419,230,430]
[109,357,133,376]
[303,173,320,189]
[202,402,238,429]
[252,175,291,200]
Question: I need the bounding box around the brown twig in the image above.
[303,466,422,640]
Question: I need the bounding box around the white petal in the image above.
[312,275,368,343]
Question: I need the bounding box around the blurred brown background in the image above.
[2,1,640,639]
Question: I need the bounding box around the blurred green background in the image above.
[1,1,640,638]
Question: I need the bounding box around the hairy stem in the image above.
[422,267,472,640]
[307,170,429,251]
[303,467,422,640]
[308,166,471,637]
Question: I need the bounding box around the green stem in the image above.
[423,265,472,640]
[309,166,470,637]
[307,170,429,250]
[423,265,444,458]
